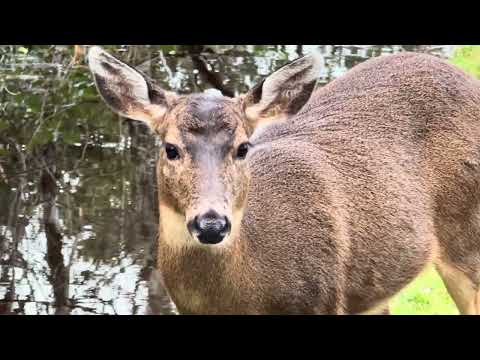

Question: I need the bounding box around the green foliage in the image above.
[451,45,480,79]
[0,147,9,157]
[391,267,458,315]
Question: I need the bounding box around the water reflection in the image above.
[0,45,455,315]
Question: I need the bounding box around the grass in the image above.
[389,46,480,315]
[391,267,458,315]
[451,45,480,79]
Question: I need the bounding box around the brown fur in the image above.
[89,48,480,314]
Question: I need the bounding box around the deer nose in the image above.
[188,210,231,245]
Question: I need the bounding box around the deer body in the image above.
[89,49,480,314]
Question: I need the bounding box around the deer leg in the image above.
[435,261,479,315]
[357,301,391,315]
[378,305,390,315]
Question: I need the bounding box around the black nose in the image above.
[187,210,231,244]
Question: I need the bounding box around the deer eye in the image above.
[235,143,250,160]
[164,143,180,160]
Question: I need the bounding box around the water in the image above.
[0,45,455,315]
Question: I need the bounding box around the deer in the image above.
[87,46,480,315]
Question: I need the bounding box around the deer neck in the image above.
[156,204,251,313]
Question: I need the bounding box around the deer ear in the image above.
[244,51,321,129]
[87,46,176,128]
